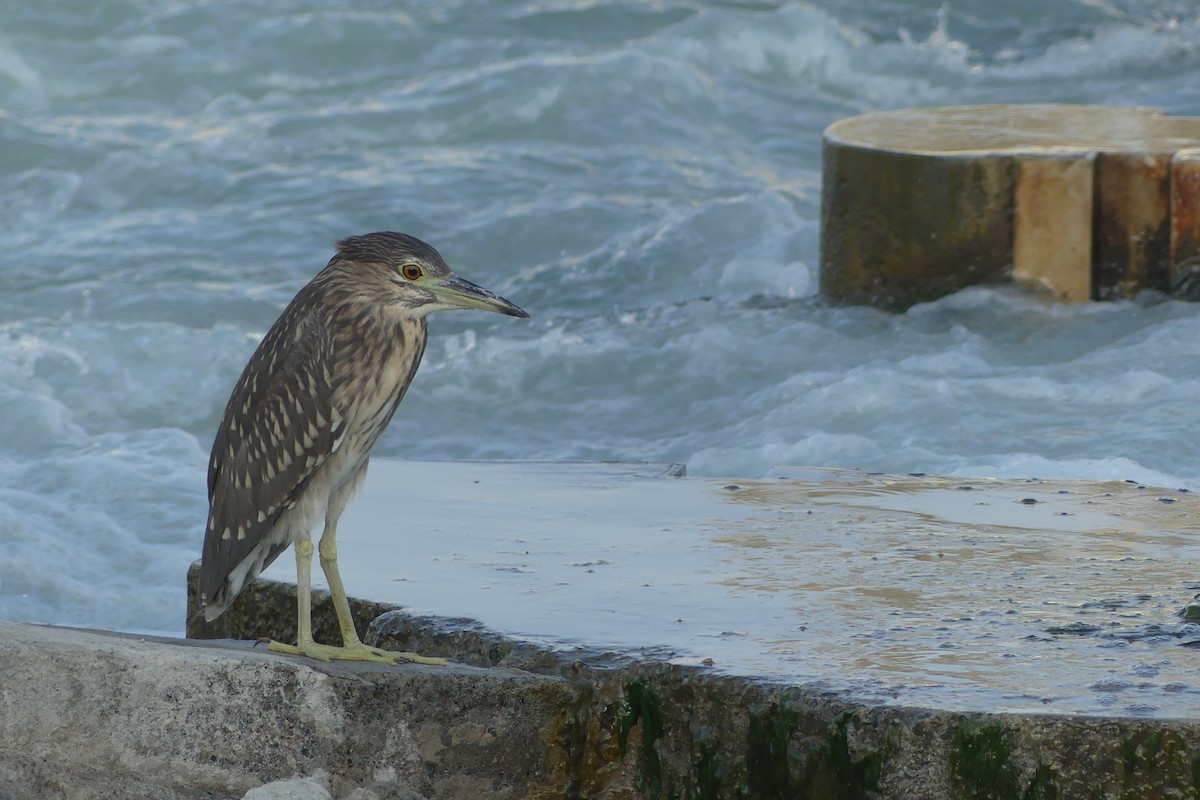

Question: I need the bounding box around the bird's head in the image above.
[330,231,529,320]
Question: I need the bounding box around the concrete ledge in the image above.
[0,621,567,800]
[7,616,1200,799]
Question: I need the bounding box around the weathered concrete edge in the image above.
[0,620,569,800]
[822,104,1200,157]
[9,619,1200,800]
[176,564,1200,800]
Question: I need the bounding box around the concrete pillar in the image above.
[820,105,1200,310]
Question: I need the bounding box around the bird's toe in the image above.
[265,639,445,666]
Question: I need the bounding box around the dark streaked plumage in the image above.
[200,232,527,663]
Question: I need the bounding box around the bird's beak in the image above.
[433,275,530,318]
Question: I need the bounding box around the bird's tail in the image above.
[200,538,291,622]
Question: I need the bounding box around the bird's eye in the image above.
[401,264,423,281]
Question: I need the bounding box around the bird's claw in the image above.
[266,639,447,666]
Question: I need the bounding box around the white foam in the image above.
[0,32,44,106]
[0,170,82,244]
[0,429,207,633]
[947,454,1191,491]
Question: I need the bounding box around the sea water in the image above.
[2,0,1200,635]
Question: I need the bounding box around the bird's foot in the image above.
[267,640,447,666]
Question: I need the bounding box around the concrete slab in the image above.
[192,459,1200,720]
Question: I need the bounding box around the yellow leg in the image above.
[269,525,445,666]
[319,519,367,648]
[269,538,322,655]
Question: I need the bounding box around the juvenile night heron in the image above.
[200,232,528,664]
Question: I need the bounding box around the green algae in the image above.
[1121,729,1166,777]
[951,721,1022,800]
[745,704,892,800]
[1024,763,1059,800]
[619,679,668,798]
[745,702,800,798]
[950,720,1060,800]
[691,734,732,800]
[561,684,594,800]
[610,684,897,800]
[1114,727,1200,799]
[801,712,891,799]
[562,672,1200,800]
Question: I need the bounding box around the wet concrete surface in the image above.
[253,459,1200,720]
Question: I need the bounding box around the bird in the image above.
[199,231,528,664]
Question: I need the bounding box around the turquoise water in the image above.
[2,0,1200,633]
